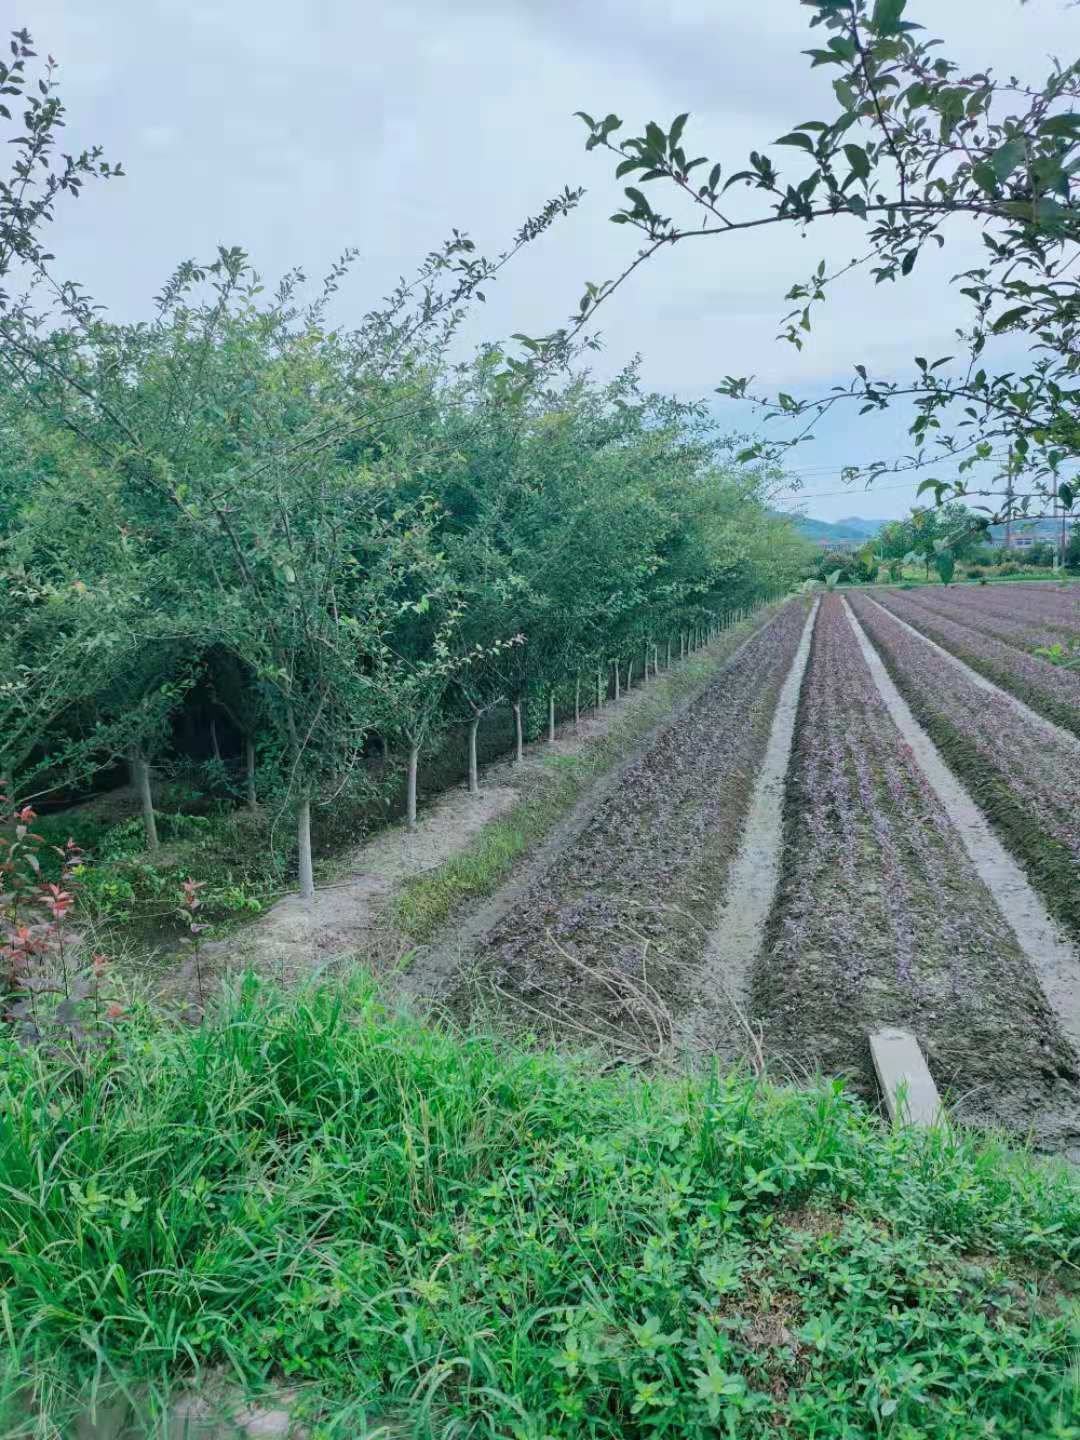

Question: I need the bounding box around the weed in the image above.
[0,976,1076,1437]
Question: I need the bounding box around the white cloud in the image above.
[23,0,1078,518]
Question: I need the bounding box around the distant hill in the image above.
[987,517,1068,542]
[777,513,890,543]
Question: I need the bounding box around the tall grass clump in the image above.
[0,976,1077,1437]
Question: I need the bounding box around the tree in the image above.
[0,29,121,321]
[878,500,986,576]
[535,1,1079,527]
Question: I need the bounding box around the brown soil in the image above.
[425,602,812,1052]
[160,637,766,1001]
[753,595,1080,1153]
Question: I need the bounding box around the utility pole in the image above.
[1062,489,1069,572]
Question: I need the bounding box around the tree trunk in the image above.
[666,637,672,668]
[210,716,222,764]
[626,658,634,690]
[297,793,314,900]
[468,717,480,794]
[643,643,650,681]
[597,668,604,709]
[406,740,420,830]
[548,690,556,742]
[574,677,581,733]
[613,662,621,702]
[680,632,686,660]
[245,735,258,812]
[513,701,524,764]
[130,750,159,852]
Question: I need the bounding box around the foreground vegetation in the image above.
[0,977,1077,1439]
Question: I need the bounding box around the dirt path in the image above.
[174,619,777,997]
[671,599,819,1059]
[404,602,811,1038]
[868,594,1080,753]
[844,598,1080,1076]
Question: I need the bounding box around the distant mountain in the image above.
[777,513,891,543]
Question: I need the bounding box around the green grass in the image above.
[393,614,779,942]
[0,976,1077,1438]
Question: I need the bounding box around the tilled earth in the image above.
[757,595,1080,1148]
[452,600,812,1051]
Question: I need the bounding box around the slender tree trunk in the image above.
[626,658,634,690]
[653,643,660,675]
[512,701,524,764]
[210,716,222,764]
[297,792,314,900]
[666,638,672,668]
[245,735,258,812]
[597,668,603,709]
[406,740,420,830]
[643,643,650,681]
[548,690,556,742]
[574,677,581,733]
[130,750,159,852]
[468,717,480,794]
[613,662,621,702]
[680,632,686,660]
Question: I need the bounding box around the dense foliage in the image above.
[0,976,1076,1439]
[0,242,808,893]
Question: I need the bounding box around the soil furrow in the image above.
[672,599,819,1060]
[871,589,1080,741]
[756,595,1080,1150]
[423,600,812,1044]
[842,596,1080,1151]
[849,591,1080,941]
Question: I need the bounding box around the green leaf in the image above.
[668,112,688,152]
[776,132,816,152]
[990,137,1025,183]
[872,0,906,35]
[991,305,1031,332]
[1039,114,1080,138]
[844,143,871,181]
[900,249,917,275]
[1059,482,1075,510]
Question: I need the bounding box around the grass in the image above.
[0,975,1077,1438]
[392,613,778,942]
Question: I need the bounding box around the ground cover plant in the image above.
[899,587,1080,659]
[872,588,1080,741]
[449,600,811,1049]
[918,584,1080,635]
[0,975,1078,1439]
[758,596,1080,1149]
[847,593,1080,942]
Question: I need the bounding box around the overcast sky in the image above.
[26,0,1079,521]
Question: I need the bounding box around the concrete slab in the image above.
[870,1027,945,1128]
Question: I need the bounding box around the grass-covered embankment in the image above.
[1,977,1077,1438]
